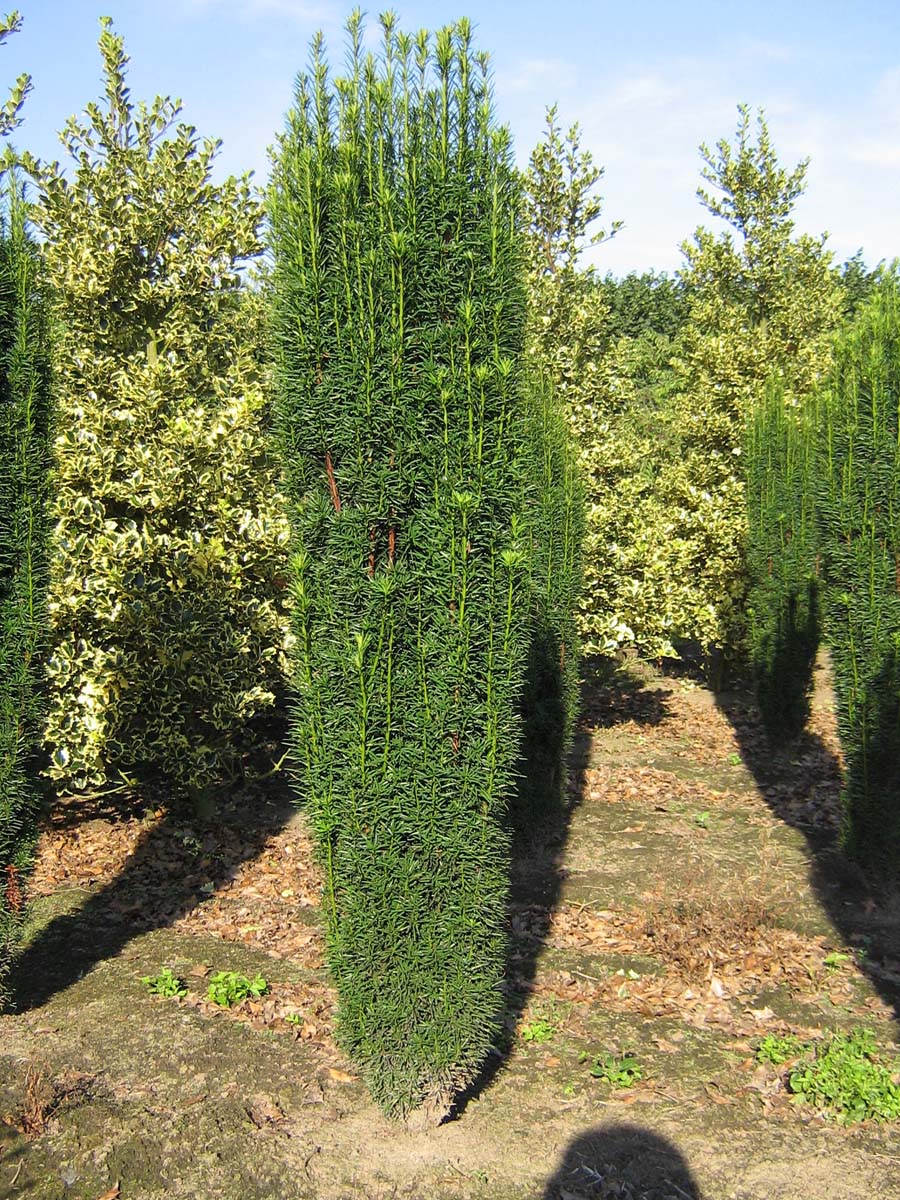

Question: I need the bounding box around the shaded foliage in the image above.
[599,270,689,344]
[516,372,584,823]
[839,251,884,319]
[816,275,900,881]
[746,378,820,741]
[0,178,53,998]
[0,9,53,1000]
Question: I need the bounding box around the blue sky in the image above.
[8,1,900,275]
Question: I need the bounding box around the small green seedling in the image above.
[727,753,742,767]
[141,968,187,999]
[582,1050,643,1087]
[177,830,203,854]
[285,1012,303,1027]
[521,1018,556,1045]
[823,951,850,970]
[694,811,711,829]
[756,1033,804,1066]
[207,971,268,1007]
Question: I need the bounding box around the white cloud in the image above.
[497,57,576,97]
[605,72,681,111]
[849,138,900,168]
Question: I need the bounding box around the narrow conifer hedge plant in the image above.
[745,377,820,742]
[817,274,900,881]
[0,174,53,996]
[269,11,533,1119]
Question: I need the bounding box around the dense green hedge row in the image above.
[0,11,54,1002]
[517,372,584,823]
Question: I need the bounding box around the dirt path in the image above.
[2,658,899,1199]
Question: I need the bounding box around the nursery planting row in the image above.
[0,9,897,1120]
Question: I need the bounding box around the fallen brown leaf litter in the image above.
[583,664,845,833]
[28,795,326,969]
[177,977,337,1043]
[521,898,868,1029]
[580,762,743,810]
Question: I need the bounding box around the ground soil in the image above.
[2,655,899,1200]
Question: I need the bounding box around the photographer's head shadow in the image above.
[541,1123,703,1199]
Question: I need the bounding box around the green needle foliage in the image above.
[746,378,820,741]
[0,13,53,1001]
[516,371,584,821]
[269,11,533,1119]
[817,274,900,881]
[0,180,53,995]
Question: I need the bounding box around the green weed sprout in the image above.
[756,1033,805,1066]
[206,971,268,1008]
[141,968,188,999]
[583,1050,643,1087]
[521,1018,556,1045]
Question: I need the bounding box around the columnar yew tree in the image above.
[31,19,290,796]
[270,13,532,1118]
[817,276,900,881]
[745,379,819,741]
[0,13,53,998]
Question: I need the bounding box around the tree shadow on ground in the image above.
[579,654,672,730]
[542,1123,704,1200]
[714,673,900,1027]
[11,731,293,1014]
[455,654,673,1116]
